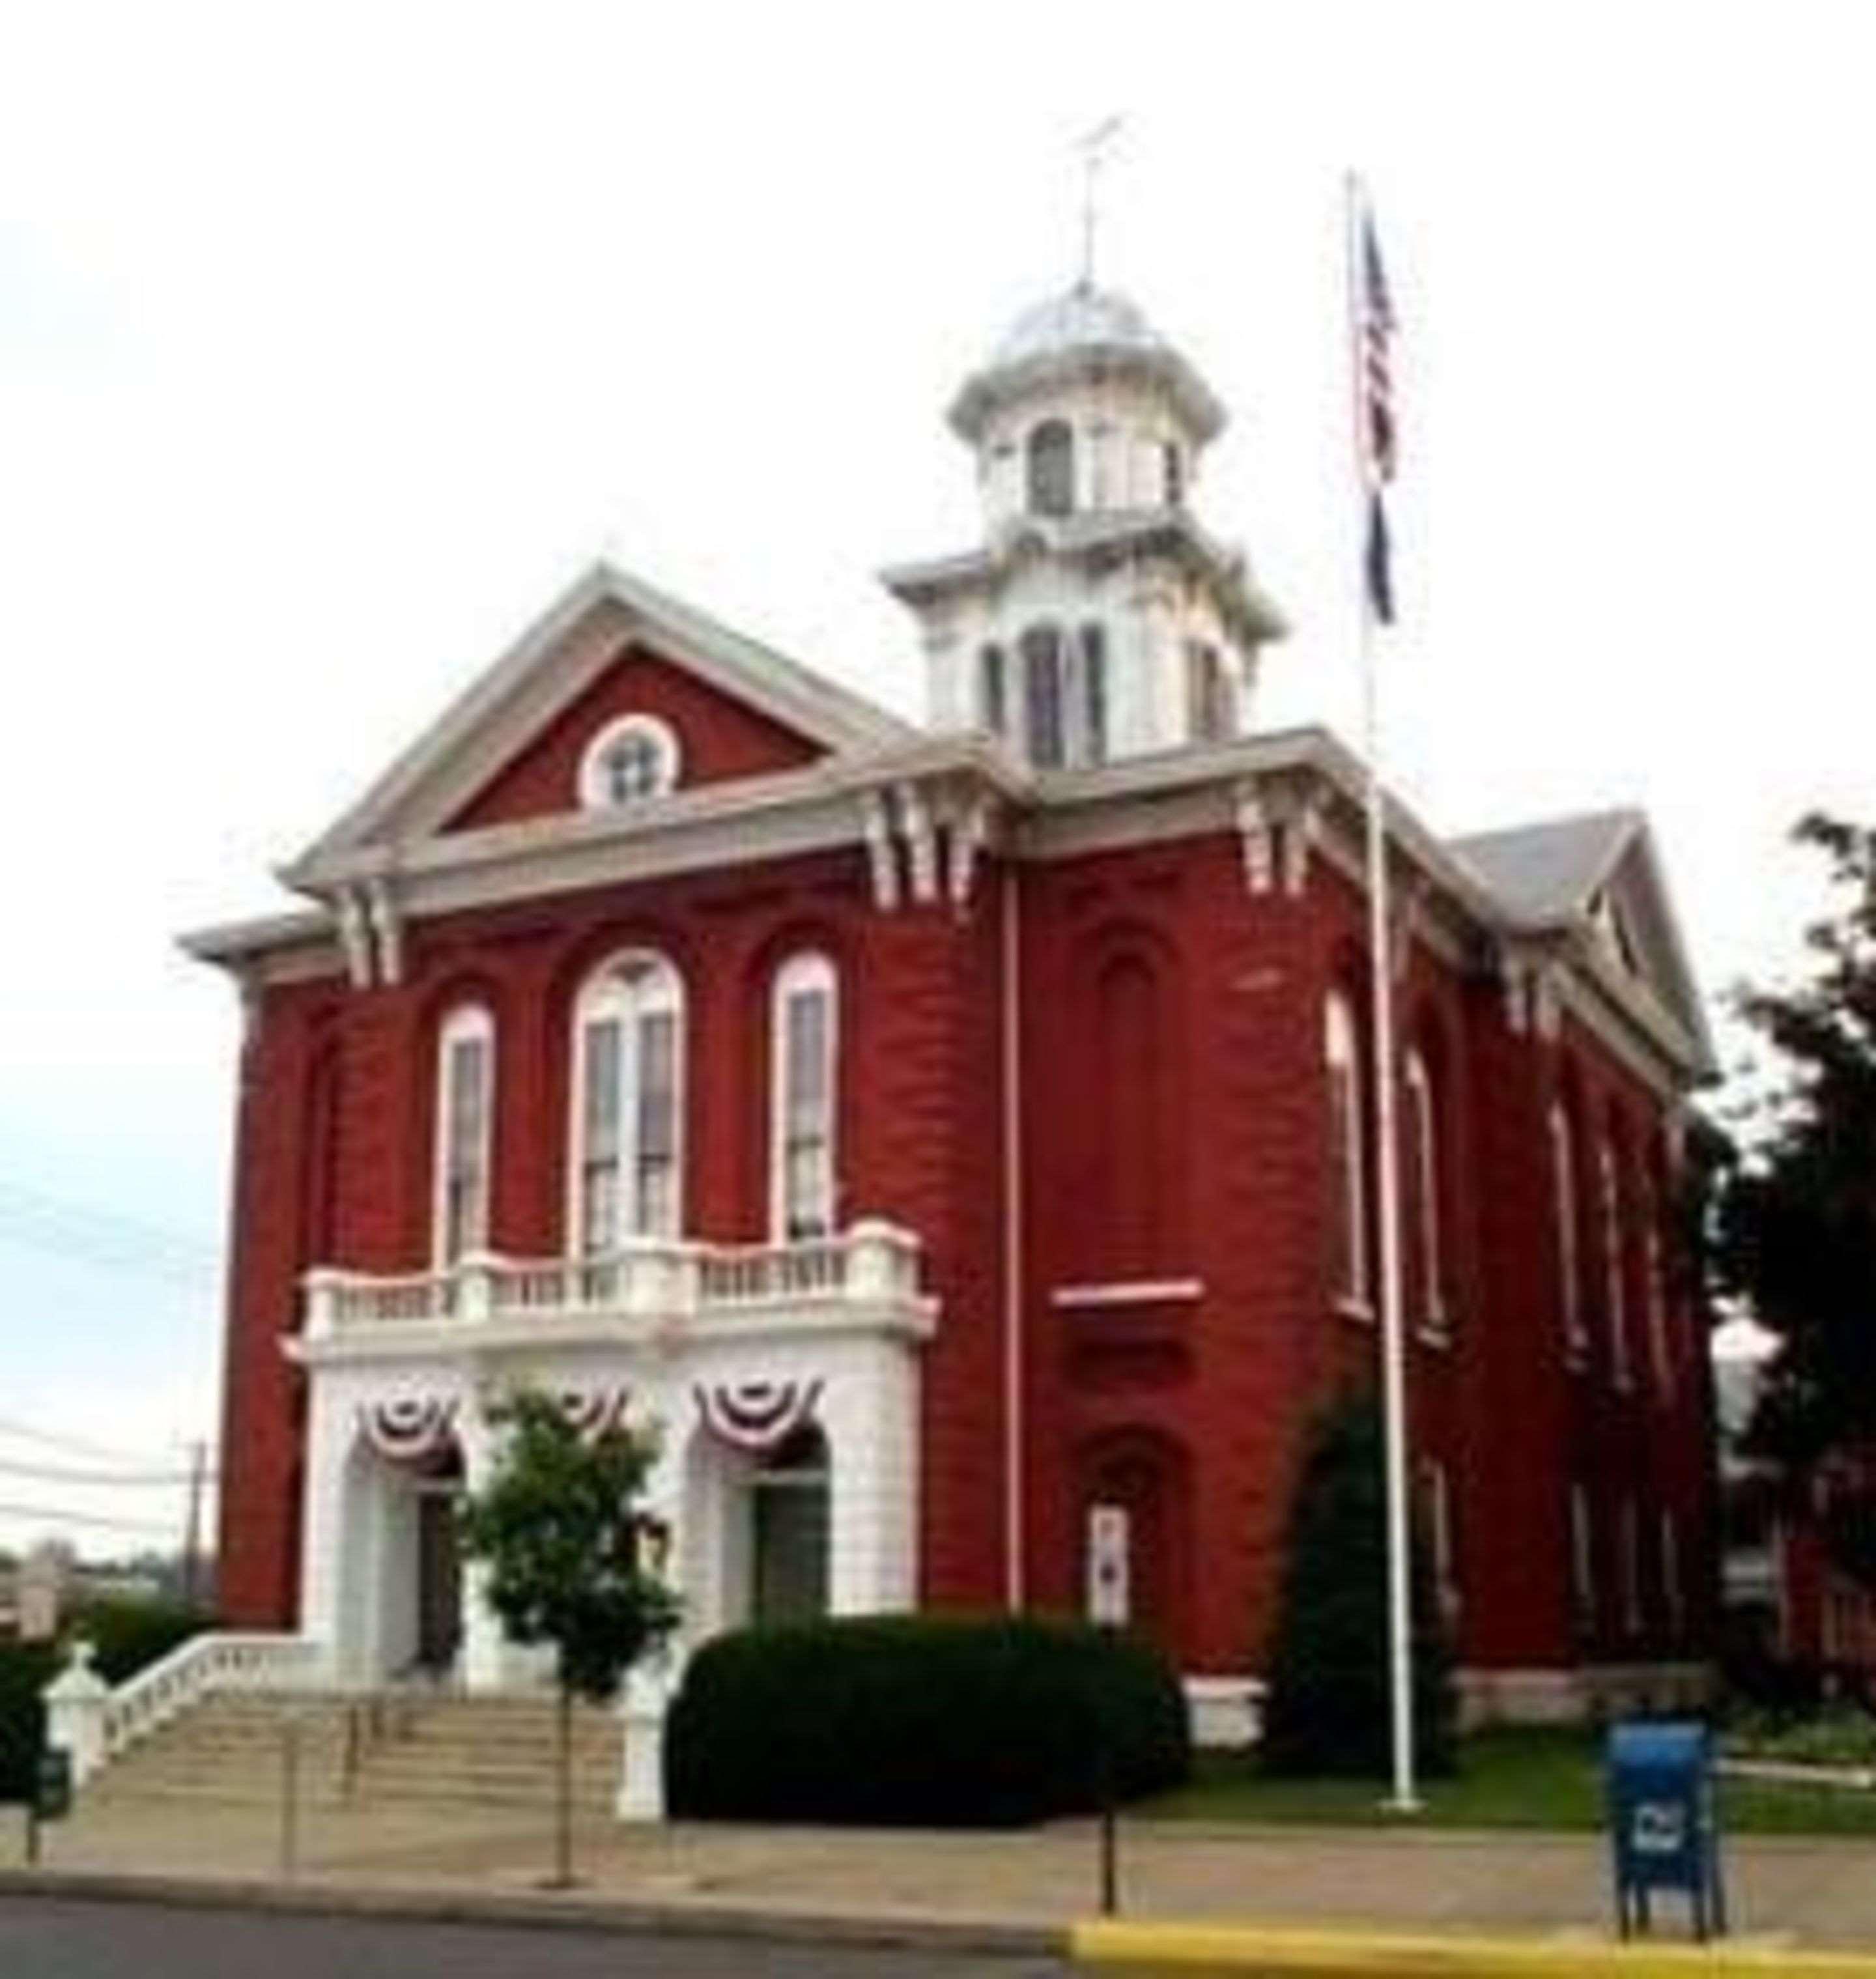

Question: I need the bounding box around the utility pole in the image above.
[181,1438,208,1610]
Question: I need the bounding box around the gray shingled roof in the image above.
[1449,808,1642,926]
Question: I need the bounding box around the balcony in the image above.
[296,1219,935,1360]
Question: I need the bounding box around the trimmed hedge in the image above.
[0,1643,59,1803]
[666,1613,1191,1826]
[72,1598,206,1687]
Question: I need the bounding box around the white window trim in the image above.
[432,1003,494,1267]
[1661,1508,1683,1641]
[567,950,685,1253]
[1326,993,1369,1312]
[1643,1184,1673,1399]
[1570,1483,1596,1629]
[577,712,681,811]
[1404,1049,1446,1338]
[769,950,838,1243]
[1601,1139,1632,1391]
[1620,1497,1643,1636]
[1423,1456,1459,1624]
[1551,1102,1586,1366]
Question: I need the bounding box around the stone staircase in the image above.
[79,1690,621,1819]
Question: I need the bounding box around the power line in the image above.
[0,1502,178,1539]
[0,1179,222,1290]
[0,1414,205,1469]
[0,1455,218,1488]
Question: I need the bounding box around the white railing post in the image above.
[457,1251,498,1323]
[43,1640,110,1787]
[302,1268,345,1341]
[846,1218,911,1302]
[616,1659,670,1821]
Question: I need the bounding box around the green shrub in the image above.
[1260,1392,1457,1778]
[0,1643,59,1803]
[666,1612,1190,1825]
[70,1597,205,1686]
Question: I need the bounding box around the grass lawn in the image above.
[1140,1728,1876,1837]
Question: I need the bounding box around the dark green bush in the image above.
[0,1643,59,1803]
[666,1612,1190,1825]
[1260,1392,1457,1778]
[70,1597,205,1686]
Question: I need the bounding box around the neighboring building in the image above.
[1718,1349,1876,1690]
[185,277,1718,1733]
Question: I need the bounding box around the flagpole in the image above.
[1345,170,1419,1815]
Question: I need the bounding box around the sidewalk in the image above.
[6,1797,1876,1951]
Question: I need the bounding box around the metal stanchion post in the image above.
[279,1715,300,1881]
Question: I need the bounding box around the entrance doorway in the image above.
[414,1485,462,1675]
[750,1425,830,1625]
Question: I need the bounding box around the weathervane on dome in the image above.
[1076,115,1124,291]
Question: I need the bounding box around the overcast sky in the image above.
[0,4,1865,1554]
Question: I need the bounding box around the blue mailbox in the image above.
[1606,1721,1726,1941]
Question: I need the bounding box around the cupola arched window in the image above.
[1324,991,1368,1309]
[434,1004,494,1266]
[1027,419,1075,518]
[1186,642,1231,743]
[570,952,683,1252]
[978,644,1008,737]
[771,952,838,1242]
[1078,623,1109,766]
[1163,440,1184,507]
[1021,624,1066,768]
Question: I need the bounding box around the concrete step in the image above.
[80,1689,623,1821]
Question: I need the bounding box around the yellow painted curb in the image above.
[1070,1920,1876,1977]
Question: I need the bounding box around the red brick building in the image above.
[186,280,1718,1757]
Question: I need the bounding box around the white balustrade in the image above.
[46,1630,329,1786]
[303,1225,926,1337]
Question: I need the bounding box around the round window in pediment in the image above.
[579,713,681,810]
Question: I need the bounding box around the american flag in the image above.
[1356,200,1397,623]
[1358,211,1397,488]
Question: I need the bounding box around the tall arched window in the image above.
[1078,623,1109,765]
[1550,1101,1585,1364]
[978,644,1007,737]
[1402,1047,1444,1334]
[1021,623,1066,768]
[772,952,838,1242]
[1325,992,1368,1308]
[434,1004,494,1266]
[1027,418,1074,517]
[1600,1135,1630,1389]
[1642,1175,1672,1397]
[1419,1455,1458,1623]
[1096,952,1166,1274]
[1569,1481,1596,1632]
[570,952,683,1252]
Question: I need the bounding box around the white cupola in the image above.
[881,279,1285,771]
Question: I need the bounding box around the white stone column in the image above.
[823,1343,920,1617]
[457,1397,513,1693]
[298,1373,353,1674]
[43,1641,110,1786]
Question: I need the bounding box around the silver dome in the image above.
[949,281,1226,444]
[988,283,1165,368]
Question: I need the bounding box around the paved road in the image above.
[0,1894,1068,1978]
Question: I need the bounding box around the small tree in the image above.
[1716,814,1876,1593]
[1260,1391,1456,1779]
[457,1389,681,1885]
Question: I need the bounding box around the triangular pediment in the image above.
[1453,808,1713,1075]
[1587,823,1713,1068]
[286,561,913,879]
